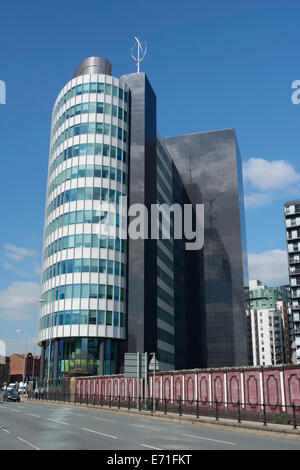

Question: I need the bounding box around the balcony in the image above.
[288,233,300,241]
[290,267,300,274]
[289,256,300,264]
[286,219,300,228]
[285,204,300,216]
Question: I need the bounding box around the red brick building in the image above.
[9,353,40,383]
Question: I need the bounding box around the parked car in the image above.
[3,390,20,402]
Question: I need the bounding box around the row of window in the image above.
[157,327,175,346]
[42,258,125,283]
[157,266,174,290]
[51,121,128,156]
[40,309,125,330]
[157,172,173,203]
[157,246,173,272]
[50,142,127,176]
[47,186,124,217]
[48,164,127,196]
[157,306,174,326]
[54,82,128,118]
[52,100,127,136]
[157,349,174,365]
[45,209,121,239]
[157,286,174,308]
[41,283,125,303]
[157,153,173,187]
[44,234,126,260]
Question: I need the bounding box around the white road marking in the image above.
[130,424,162,432]
[181,433,236,446]
[17,437,40,450]
[81,427,118,439]
[1,428,10,433]
[93,417,115,423]
[47,418,70,426]
[26,413,40,418]
[140,444,162,450]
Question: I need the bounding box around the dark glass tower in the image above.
[163,130,250,367]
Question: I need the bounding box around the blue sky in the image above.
[0,0,299,354]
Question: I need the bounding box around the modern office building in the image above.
[163,130,250,367]
[284,199,300,363]
[246,280,294,365]
[38,56,249,385]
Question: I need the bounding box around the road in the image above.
[0,399,300,450]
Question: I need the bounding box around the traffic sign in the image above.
[149,356,159,371]
[124,352,147,378]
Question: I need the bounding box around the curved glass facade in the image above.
[39,61,128,385]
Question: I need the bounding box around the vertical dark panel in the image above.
[121,73,157,359]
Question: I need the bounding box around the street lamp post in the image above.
[37,299,48,391]
[16,329,28,387]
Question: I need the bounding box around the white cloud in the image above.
[3,244,38,262]
[0,281,40,322]
[243,158,300,192]
[248,249,289,286]
[2,261,34,279]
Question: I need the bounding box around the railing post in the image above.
[128,395,131,411]
[151,396,154,413]
[215,399,219,421]
[262,402,267,426]
[118,395,121,409]
[101,394,103,407]
[138,395,141,412]
[109,394,112,408]
[164,397,167,415]
[292,402,297,429]
[93,393,95,406]
[196,398,199,418]
[237,400,241,423]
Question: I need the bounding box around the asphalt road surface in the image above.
[0,400,300,450]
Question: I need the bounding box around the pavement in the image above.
[0,398,300,450]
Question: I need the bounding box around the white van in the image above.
[7,383,15,391]
[18,382,26,394]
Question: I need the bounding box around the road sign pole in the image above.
[153,352,156,412]
[137,352,140,410]
[144,352,147,410]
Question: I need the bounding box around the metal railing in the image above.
[27,391,300,430]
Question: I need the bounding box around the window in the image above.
[80,310,88,324]
[72,310,80,324]
[107,285,113,300]
[65,311,71,325]
[89,285,98,299]
[88,310,96,325]
[106,311,112,325]
[73,284,81,298]
[98,310,105,324]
